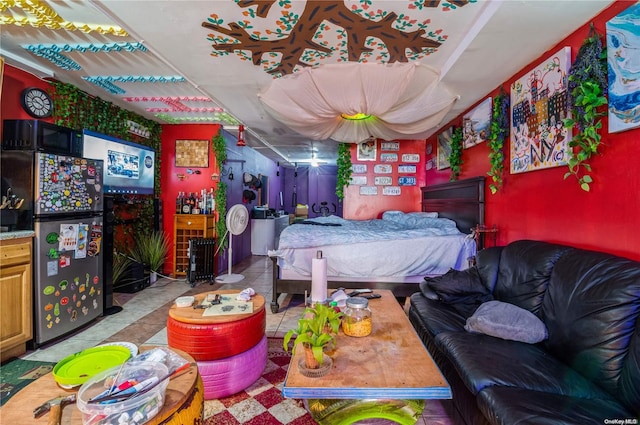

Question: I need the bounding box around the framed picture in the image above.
[607,3,640,133]
[463,97,492,148]
[437,127,453,170]
[510,47,571,174]
[357,138,377,161]
[175,139,210,167]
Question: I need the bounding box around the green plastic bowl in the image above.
[53,345,131,387]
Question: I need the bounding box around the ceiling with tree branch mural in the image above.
[0,0,614,165]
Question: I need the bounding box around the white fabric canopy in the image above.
[259,62,458,142]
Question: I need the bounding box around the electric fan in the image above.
[215,204,249,284]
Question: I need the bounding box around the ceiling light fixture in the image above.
[260,62,458,142]
[341,113,372,121]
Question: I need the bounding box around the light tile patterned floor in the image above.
[18,255,456,424]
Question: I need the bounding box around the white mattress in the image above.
[274,234,476,280]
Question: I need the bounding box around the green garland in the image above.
[449,127,463,181]
[487,89,510,194]
[211,130,228,249]
[335,143,352,200]
[563,25,608,192]
[214,181,228,250]
[49,81,162,240]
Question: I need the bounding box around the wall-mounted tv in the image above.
[82,130,155,195]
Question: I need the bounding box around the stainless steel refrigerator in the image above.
[2,151,104,346]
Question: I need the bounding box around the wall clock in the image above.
[21,87,53,118]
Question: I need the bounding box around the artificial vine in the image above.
[563,24,608,192]
[449,127,463,181]
[49,81,162,238]
[487,89,510,194]
[214,181,228,250]
[211,130,228,249]
[335,143,352,200]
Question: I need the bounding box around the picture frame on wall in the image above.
[175,139,210,167]
[510,46,572,174]
[463,97,492,148]
[357,138,377,161]
[437,127,453,170]
[607,3,640,133]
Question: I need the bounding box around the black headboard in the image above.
[420,176,485,234]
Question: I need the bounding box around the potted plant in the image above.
[283,303,343,376]
[130,231,171,283]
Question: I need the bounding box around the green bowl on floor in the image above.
[53,346,131,387]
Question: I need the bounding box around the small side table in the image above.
[473,224,498,251]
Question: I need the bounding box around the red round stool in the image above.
[167,290,266,362]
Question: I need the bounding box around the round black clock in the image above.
[21,87,53,118]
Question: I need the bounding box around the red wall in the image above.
[0,65,55,124]
[159,124,221,274]
[344,139,427,219]
[426,1,640,261]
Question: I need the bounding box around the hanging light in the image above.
[237,125,246,146]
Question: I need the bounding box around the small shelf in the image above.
[173,214,216,276]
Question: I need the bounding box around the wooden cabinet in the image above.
[0,236,33,362]
[173,214,215,277]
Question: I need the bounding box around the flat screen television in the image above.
[82,130,155,195]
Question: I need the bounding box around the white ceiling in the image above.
[0,0,614,166]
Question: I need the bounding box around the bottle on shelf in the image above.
[181,192,192,214]
[176,191,183,214]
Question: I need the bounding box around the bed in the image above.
[268,176,485,313]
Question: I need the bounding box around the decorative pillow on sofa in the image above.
[464,300,548,344]
[421,268,493,316]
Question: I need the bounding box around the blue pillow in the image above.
[464,300,548,344]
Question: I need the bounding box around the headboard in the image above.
[420,176,485,234]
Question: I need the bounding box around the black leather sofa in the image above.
[409,240,640,425]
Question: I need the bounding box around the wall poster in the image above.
[437,127,453,170]
[463,97,492,148]
[607,3,640,133]
[510,46,572,174]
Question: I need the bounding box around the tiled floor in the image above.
[19,255,456,424]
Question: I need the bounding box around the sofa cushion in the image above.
[475,246,503,293]
[464,300,548,344]
[421,267,493,316]
[542,248,640,413]
[477,386,634,425]
[409,293,467,336]
[434,331,611,399]
[493,240,572,314]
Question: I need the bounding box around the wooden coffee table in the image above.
[282,289,451,425]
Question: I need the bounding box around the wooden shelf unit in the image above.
[173,214,215,277]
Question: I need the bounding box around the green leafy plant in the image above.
[283,303,343,368]
[112,252,133,287]
[336,143,352,200]
[211,129,228,249]
[448,127,463,181]
[129,231,171,272]
[487,90,510,194]
[214,181,228,250]
[563,25,608,192]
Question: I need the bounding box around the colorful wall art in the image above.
[463,97,492,148]
[510,47,572,174]
[607,2,640,133]
[437,127,453,170]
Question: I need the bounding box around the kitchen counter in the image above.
[0,230,35,240]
